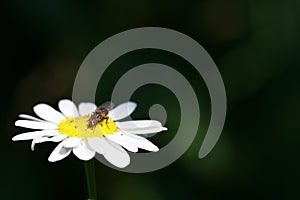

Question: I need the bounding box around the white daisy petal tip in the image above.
[58,99,79,117]
[48,141,72,162]
[33,104,66,124]
[31,138,39,151]
[12,135,19,141]
[76,154,94,161]
[128,101,137,109]
[18,114,43,121]
[104,152,131,168]
[15,120,58,130]
[152,145,159,152]
[12,134,33,142]
[78,102,97,116]
[108,101,137,121]
[116,161,130,168]
[162,127,168,131]
[73,142,95,161]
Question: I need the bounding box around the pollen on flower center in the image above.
[58,116,118,140]
[58,117,79,137]
[98,118,118,135]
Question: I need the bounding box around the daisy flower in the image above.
[12,99,167,168]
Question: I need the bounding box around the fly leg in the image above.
[104,116,110,129]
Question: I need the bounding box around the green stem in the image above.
[84,159,97,200]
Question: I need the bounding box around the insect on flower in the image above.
[87,101,114,129]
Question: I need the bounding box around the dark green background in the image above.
[2,0,300,199]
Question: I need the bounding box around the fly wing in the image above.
[98,101,114,111]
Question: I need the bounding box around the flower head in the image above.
[13,99,167,168]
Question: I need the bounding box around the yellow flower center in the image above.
[58,116,118,140]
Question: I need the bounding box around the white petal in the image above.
[15,120,58,130]
[63,137,81,148]
[108,102,137,121]
[12,130,60,141]
[116,120,167,135]
[48,140,72,162]
[121,127,167,135]
[105,132,138,152]
[34,104,66,124]
[58,99,79,117]
[78,102,97,116]
[87,137,105,154]
[34,134,67,144]
[123,132,159,152]
[95,138,130,168]
[31,137,41,151]
[18,114,43,121]
[73,141,95,161]
[116,120,162,129]
[31,134,67,151]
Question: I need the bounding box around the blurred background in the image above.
[2,0,300,199]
